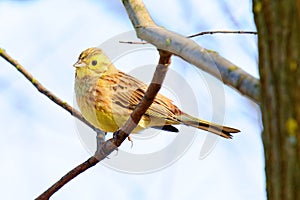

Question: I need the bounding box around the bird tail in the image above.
[179,113,240,139]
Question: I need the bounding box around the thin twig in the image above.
[119,30,257,45]
[0,48,103,134]
[187,30,257,38]
[119,40,148,44]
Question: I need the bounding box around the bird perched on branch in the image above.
[74,47,240,139]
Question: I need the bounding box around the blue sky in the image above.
[0,0,265,199]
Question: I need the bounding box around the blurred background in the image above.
[0,0,265,199]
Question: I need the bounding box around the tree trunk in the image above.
[253,0,300,199]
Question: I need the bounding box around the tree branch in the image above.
[0,48,172,199]
[0,48,103,134]
[34,49,171,199]
[122,0,260,103]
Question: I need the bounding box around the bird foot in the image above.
[128,136,134,148]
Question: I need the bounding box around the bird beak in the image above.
[73,60,86,68]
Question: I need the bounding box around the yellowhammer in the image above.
[74,47,240,139]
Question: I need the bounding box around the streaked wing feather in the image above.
[108,71,181,126]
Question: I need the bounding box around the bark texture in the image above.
[253,0,300,199]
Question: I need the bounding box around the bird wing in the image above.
[107,71,182,126]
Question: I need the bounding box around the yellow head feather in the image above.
[73,47,117,78]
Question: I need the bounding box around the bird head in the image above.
[73,47,116,78]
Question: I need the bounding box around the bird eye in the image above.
[91,60,97,66]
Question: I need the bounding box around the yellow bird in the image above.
[74,47,240,139]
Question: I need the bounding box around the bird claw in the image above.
[128,136,134,148]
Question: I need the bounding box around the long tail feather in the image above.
[179,113,240,139]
